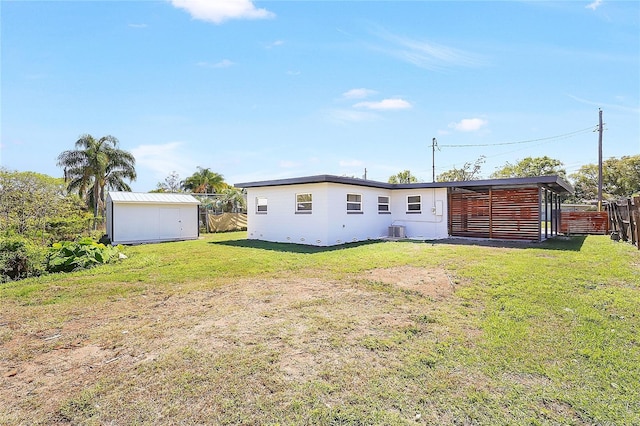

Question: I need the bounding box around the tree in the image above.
[182,167,225,193]
[570,155,640,201]
[437,156,485,182]
[491,156,566,179]
[0,168,86,243]
[388,170,418,184]
[217,187,247,213]
[152,171,182,193]
[57,134,136,221]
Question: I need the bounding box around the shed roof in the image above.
[108,192,200,204]
[235,174,574,194]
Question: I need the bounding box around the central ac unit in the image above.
[388,225,406,238]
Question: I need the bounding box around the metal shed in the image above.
[106,192,200,245]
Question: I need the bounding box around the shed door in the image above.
[159,207,182,240]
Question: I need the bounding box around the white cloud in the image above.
[448,118,488,132]
[586,0,603,11]
[170,0,275,24]
[371,27,487,71]
[339,160,364,167]
[342,88,377,100]
[265,40,284,49]
[128,23,148,29]
[568,94,640,114]
[353,98,412,111]
[131,142,193,180]
[197,59,235,68]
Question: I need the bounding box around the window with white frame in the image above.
[346,193,362,212]
[378,196,390,214]
[256,197,268,214]
[407,195,421,213]
[296,193,312,213]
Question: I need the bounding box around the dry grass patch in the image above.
[1,267,462,424]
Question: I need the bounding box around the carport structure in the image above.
[445,176,573,241]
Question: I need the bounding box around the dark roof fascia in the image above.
[235,175,393,190]
[421,175,574,194]
[235,174,574,194]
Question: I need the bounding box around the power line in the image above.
[439,125,597,148]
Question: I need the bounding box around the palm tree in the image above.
[217,187,246,213]
[57,134,136,223]
[182,167,225,193]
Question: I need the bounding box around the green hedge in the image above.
[0,237,47,282]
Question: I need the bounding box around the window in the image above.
[296,193,312,213]
[347,193,362,213]
[407,195,421,213]
[378,196,390,214]
[256,197,268,214]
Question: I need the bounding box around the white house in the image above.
[235,175,448,246]
[235,174,573,246]
[106,192,200,245]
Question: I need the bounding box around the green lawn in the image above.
[1,232,638,425]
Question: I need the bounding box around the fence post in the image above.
[615,203,628,242]
[634,197,640,250]
[629,198,637,247]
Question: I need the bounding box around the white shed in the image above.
[106,192,200,245]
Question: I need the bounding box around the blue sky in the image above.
[2,0,638,192]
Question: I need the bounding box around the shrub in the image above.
[0,237,47,282]
[47,238,123,273]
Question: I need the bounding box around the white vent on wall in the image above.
[388,225,406,238]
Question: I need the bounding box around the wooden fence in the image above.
[559,211,609,235]
[605,197,640,249]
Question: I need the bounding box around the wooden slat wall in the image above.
[449,191,490,238]
[491,188,540,240]
[560,212,608,235]
[449,187,541,241]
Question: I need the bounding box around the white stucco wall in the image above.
[245,183,448,246]
[389,188,449,240]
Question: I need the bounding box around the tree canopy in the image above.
[437,156,485,182]
[57,134,136,219]
[491,156,566,179]
[570,155,640,201]
[0,168,87,243]
[182,167,225,193]
[388,170,418,184]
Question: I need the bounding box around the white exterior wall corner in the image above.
[390,188,449,240]
[246,184,331,246]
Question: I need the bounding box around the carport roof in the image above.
[235,174,574,194]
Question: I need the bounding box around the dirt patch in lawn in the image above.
[0,267,456,424]
[361,266,454,300]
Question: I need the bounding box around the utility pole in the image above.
[597,108,603,212]
[432,137,439,182]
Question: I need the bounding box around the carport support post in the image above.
[489,188,493,239]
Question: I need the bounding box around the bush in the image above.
[47,238,123,273]
[0,237,47,282]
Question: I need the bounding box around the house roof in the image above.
[107,192,201,204]
[235,174,574,194]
